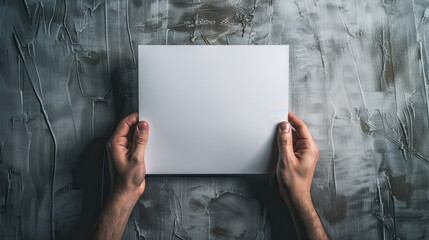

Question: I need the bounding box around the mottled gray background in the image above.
[1,0,429,239]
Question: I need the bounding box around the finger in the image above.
[111,112,139,140]
[277,121,295,160]
[109,136,129,164]
[288,112,314,142]
[292,129,298,149]
[131,121,150,163]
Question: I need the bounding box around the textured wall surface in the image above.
[1,0,429,239]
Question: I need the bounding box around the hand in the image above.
[276,112,319,209]
[276,112,328,240]
[92,113,149,240]
[106,112,149,201]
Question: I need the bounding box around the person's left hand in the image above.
[92,113,150,240]
[106,112,149,201]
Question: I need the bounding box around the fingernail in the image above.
[138,121,147,131]
[280,122,290,133]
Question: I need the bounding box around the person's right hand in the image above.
[276,112,329,240]
[276,112,319,215]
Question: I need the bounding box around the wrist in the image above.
[289,192,314,217]
[109,187,140,208]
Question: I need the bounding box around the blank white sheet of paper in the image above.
[138,45,289,174]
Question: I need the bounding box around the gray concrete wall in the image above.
[1,0,428,239]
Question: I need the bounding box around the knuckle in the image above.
[106,139,113,151]
[279,137,291,146]
[303,122,309,130]
[312,144,319,156]
[135,136,148,145]
[302,139,312,146]
[131,112,138,118]
[118,118,126,127]
[131,156,143,163]
[117,119,128,130]
[301,122,310,132]
[112,138,122,147]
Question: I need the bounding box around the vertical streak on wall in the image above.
[412,1,429,132]
[14,31,59,240]
[104,1,110,78]
[418,40,429,124]
[92,100,109,139]
[125,0,136,67]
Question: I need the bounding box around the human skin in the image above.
[92,112,328,240]
[92,113,149,240]
[276,112,329,240]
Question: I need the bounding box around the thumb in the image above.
[277,121,294,158]
[132,121,149,162]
